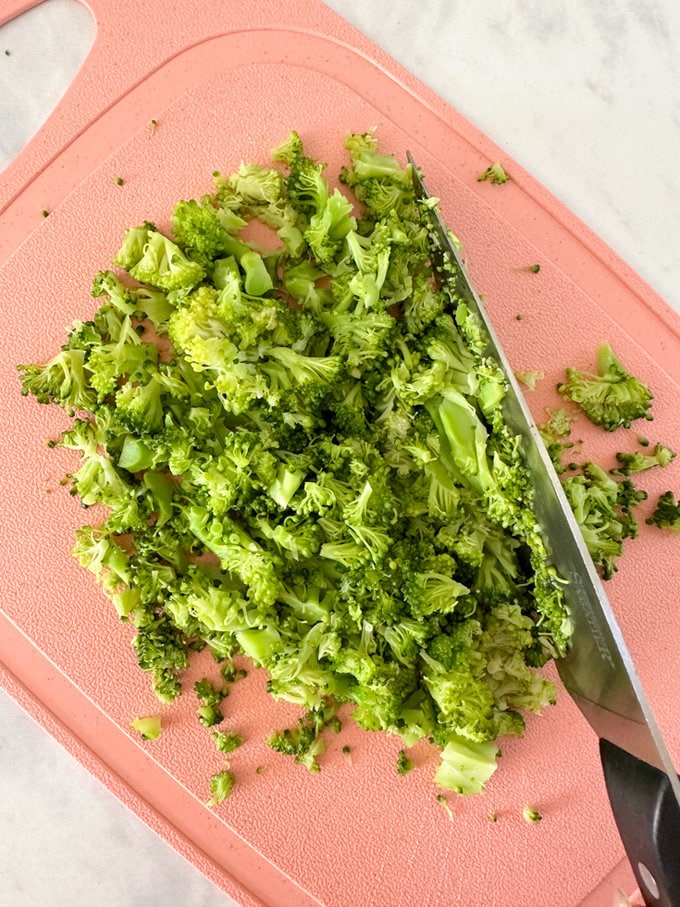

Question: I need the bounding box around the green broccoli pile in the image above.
[19,130,572,797]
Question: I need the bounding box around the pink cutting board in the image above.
[1,2,679,904]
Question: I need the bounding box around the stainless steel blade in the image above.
[407,151,680,805]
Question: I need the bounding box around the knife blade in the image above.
[407,151,680,906]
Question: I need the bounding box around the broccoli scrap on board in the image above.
[476,163,510,185]
[130,714,162,740]
[538,408,577,475]
[557,342,654,431]
[562,462,647,580]
[611,442,676,476]
[19,129,575,798]
[206,769,236,807]
[646,491,680,533]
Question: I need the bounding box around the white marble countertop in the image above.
[1,1,679,905]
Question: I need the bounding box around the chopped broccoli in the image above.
[611,442,676,476]
[522,806,542,824]
[130,715,162,740]
[212,731,243,754]
[646,491,680,533]
[114,224,205,291]
[206,769,235,806]
[515,369,544,390]
[562,462,647,579]
[18,348,96,411]
[20,128,578,800]
[476,163,510,185]
[434,737,500,796]
[396,749,415,775]
[558,343,654,431]
[194,677,226,727]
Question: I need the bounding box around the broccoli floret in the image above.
[132,613,189,703]
[72,525,132,595]
[91,269,137,313]
[171,197,232,261]
[226,162,284,206]
[18,348,96,411]
[206,769,235,806]
[23,127,581,804]
[340,130,415,221]
[115,225,206,290]
[275,140,357,263]
[646,491,680,533]
[558,343,654,431]
[611,442,676,476]
[522,806,543,824]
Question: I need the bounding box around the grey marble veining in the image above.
[1,1,679,905]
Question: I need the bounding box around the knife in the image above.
[407,152,680,906]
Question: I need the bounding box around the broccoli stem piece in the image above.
[611,442,676,476]
[206,769,235,806]
[130,715,162,740]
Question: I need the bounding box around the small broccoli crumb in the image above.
[558,343,653,431]
[197,705,224,728]
[646,491,680,533]
[268,702,338,773]
[611,443,676,476]
[477,162,510,184]
[515,369,544,391]
[522,806,542,824]
[396,749,415,775]
[41,209,49,218]
[220,661,247,685]
[206,769,235,806]
[115,176,124,186]
[342,745,352,765]
[130,715,162,740]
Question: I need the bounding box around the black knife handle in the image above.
[600,739,680,906]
